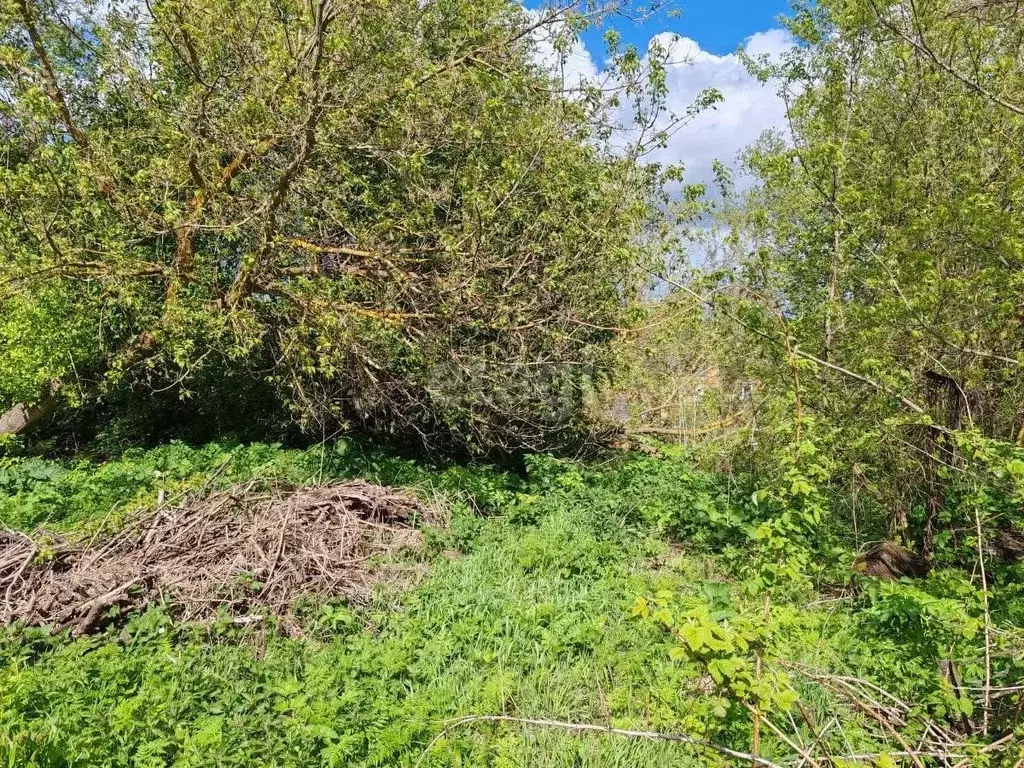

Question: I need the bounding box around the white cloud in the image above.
[528,11,599,88]
[744,29,794,59]
[642,30,792,190]
[528,15,792,191]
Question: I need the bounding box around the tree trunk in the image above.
[0,392,58,437]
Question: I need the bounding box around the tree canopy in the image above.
[688,0,1024,554]
[0,0,684,451]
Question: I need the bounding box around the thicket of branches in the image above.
[606,0,1024,565]
[7,0,1024,573]
[0,0,697,453]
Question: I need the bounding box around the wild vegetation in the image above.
[0,0,695,451]
[1,0,1023,766]
[1,442,1020,766]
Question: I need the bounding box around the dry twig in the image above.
[413,715,787,768]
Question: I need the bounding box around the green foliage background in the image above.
[0,0,687,452]
[2,0,1024,765]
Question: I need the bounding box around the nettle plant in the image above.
[631,586,797,727]
[731,408,841,594]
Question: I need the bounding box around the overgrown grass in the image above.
[0,444,1020,766]
[0,440,521,532]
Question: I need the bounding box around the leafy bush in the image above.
[0,0,695,453]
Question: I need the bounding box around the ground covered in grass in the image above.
[1,443,1021,767]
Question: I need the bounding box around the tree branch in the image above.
[414,715,786,768]
[870,0,1024,117]
[14,0,90,148]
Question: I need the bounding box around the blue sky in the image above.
[636,0,792,55]
[526,1,793,57]
[529,0,795,192]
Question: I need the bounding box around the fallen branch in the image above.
[414,715,786,768]
[0,382,60,437]
[827,749,968,763]
[630,413,746,439]
[975,508,993,735]
[743,705,822,768]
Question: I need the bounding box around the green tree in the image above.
[0,0,691,451]
[728,0,1024,551]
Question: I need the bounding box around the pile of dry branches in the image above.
[0,481,436,635]
[781,662,1019,767]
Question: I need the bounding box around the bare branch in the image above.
[414,715,787,768]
